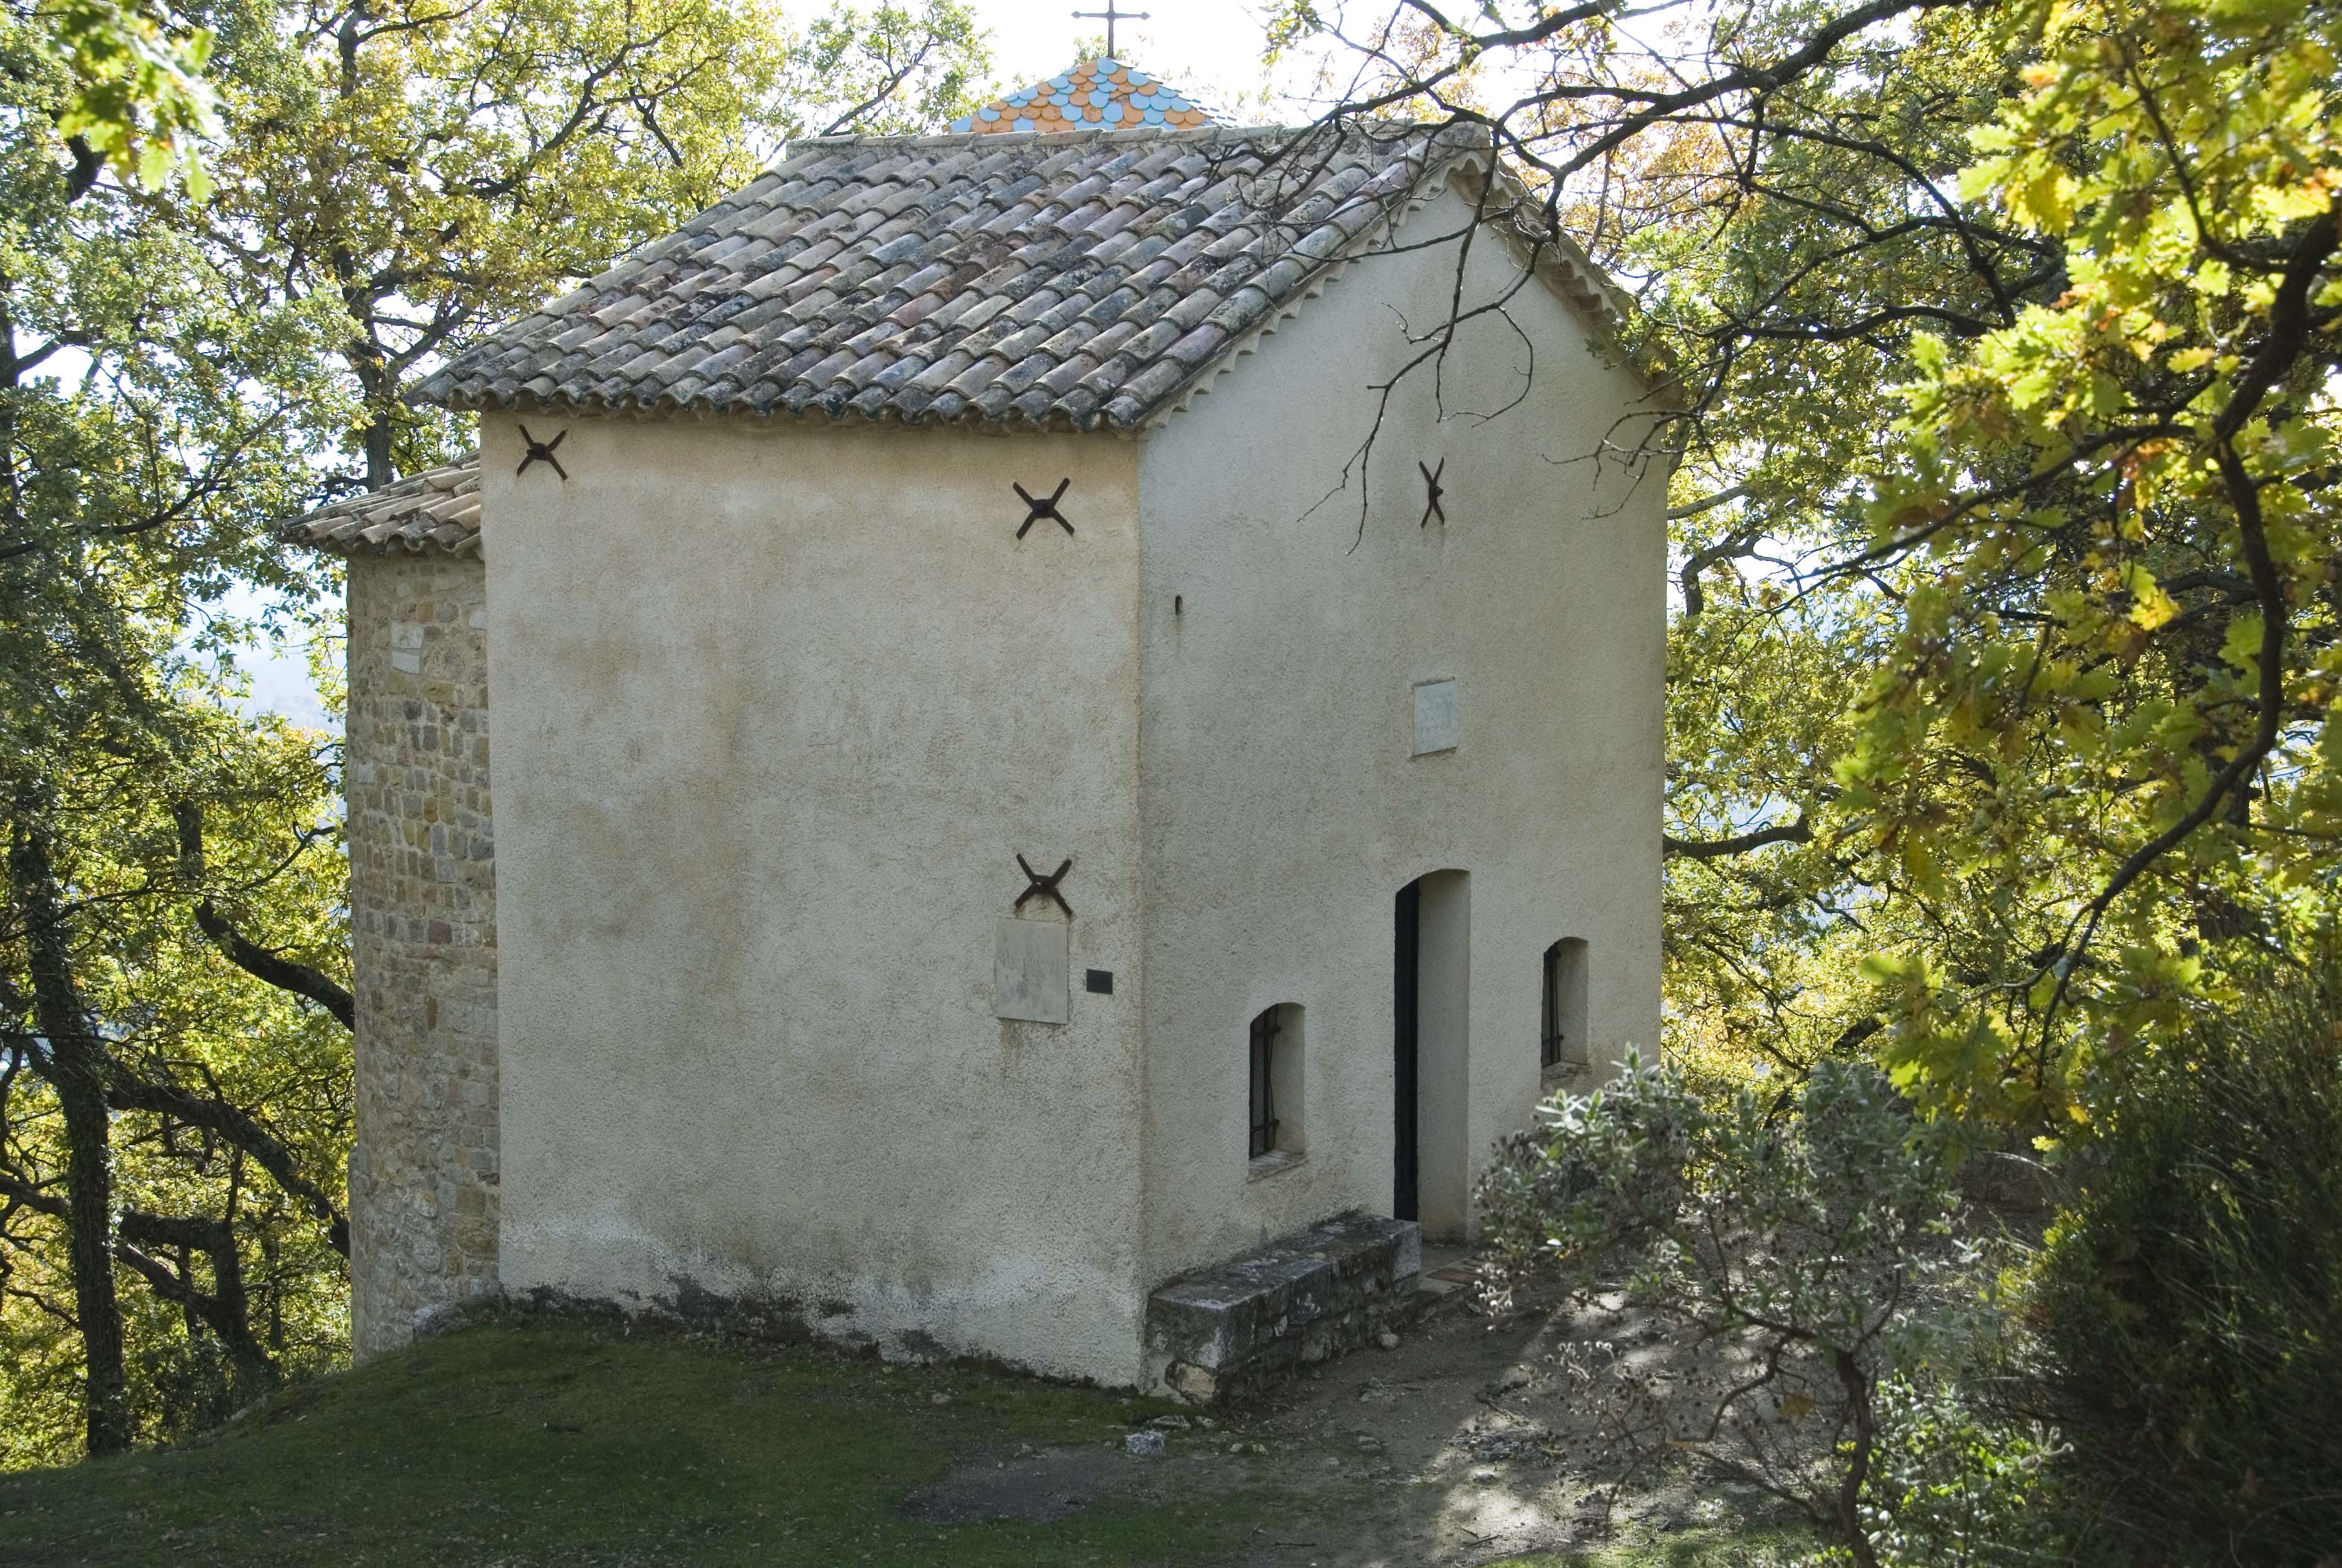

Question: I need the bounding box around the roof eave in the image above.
[277,458,486,558]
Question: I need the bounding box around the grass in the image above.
[0,1313,1801,1566]
[0,1313,1262,1566]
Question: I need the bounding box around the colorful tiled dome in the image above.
[950,58,1217,135]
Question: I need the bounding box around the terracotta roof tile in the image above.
[416,121,1491,432]
[280,458,483,558]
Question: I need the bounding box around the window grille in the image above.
[1248,1008,1281,1158]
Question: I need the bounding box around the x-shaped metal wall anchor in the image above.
[1014,854,1073,918]
[517,424,569,480]
[1014,479,1074,538]
[1419,458,1447,526]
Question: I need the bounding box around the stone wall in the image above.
[345,549,499,1359]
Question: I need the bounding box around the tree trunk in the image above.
[9,815,132,1455]
[117,1212,277,1395]
[1832,1347,1882,1568]
[362,411,394,492]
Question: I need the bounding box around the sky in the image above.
[968,0,1299,113]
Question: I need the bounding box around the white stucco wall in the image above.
[472,182,1665,1384]
[479,414,1150,1383]
[1134,185,1670,1276]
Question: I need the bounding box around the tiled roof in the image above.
[950,58,1214,135]
[280,457,482,556]
[414,121,1528,431]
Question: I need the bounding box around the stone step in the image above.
[1146,1212,1420,1403]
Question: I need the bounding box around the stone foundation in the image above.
[1146,1213,1420,1403]
[345,550,499,1358]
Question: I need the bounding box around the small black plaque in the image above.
[1085,969,1114,995]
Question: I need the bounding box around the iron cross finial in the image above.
[1072,0,1147,56]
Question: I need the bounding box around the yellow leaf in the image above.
[2223,612,2265,676]
[2125,563,2179,630]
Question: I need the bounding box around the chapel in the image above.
[284,56,1670,1396]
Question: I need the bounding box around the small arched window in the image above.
[1248,1007,1282,1158]
[1542,939,1589,1069]
[1247,1004,1305,1166]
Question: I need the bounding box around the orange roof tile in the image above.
[951,58,1215,135]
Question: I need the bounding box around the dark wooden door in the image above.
[1393,880,1420,1221]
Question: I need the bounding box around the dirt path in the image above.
[912,1264,1778,1567]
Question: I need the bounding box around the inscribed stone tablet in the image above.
[995,917,1070,1024]
[1413,679,1460,755]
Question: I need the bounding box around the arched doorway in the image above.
[1393,870,1469,1238]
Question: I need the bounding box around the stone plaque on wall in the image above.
[1413,678,1460,755]
[995,917,1070,1024]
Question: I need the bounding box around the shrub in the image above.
[1863,1368,2073,1568]
[2034,974,2342,1566]
[1479,1055,2041,1568]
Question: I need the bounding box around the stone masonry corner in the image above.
[345,550,499,1359]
